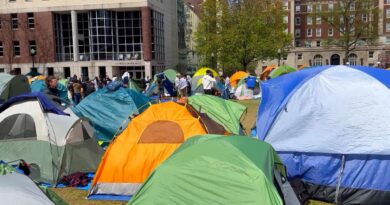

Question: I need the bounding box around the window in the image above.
[295,41,301,47]
[350,2,355,11]
[307,28,312,37]
[0,68,4,73]
[0,42,3,57]
[348,53,357,65]
[305,41,312,47]
[316,16,321,24]
[283,16,288,24]
[307,16,312,25]
[387,22,390,32]
[296,5,301,12]
[313,55,323,66]
[11,13,18,29]
[316,28,321,37]
[13,41,20,56]
[29,40,36,54]
[369,51,374,58]
[387,0,390,4]
[328,28,333,36]
[387,36,390,44]
[0,114,37,140]
[387,9,390,18]
[297,53,303,60]
[27,13,34,29]
[362,14,368,22]
[295,17,301,25]
[316,41,321,47]
[316,4,321,12]
[295,29,301,37]
[328,3,334,10]
[283,1,288,10]
[307,5,312,13]
[328,16,334,23]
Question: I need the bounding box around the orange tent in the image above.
[261,66,277,80]
[88,101,207,197]
[230,71,249,88]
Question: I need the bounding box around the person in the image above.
[202,70,216,95]
[44,76,59,97]
[186,74,192,96]
[145,76,151,90]
[175,73,181,95]
[72,79,83,105]
[224,75,231,99]
[93,77,100,91]
[178,75,188,98]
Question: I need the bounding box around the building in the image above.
[264,0,390,69]
[0,0,180,79]
[184,0,201,73]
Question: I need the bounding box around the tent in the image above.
[0,93,103,184]
[257,65,390,204]
[261,65,277,80]
[230,71,249,88]
[72,87,150,142]
[29,75,46,84]
[269,65,297,79]
[191,67,222,94]
[128,135,299,205]
[188,95,246,135]
[128,79,142,92]
[88,101,207,199]
[30,79,68,100]
[233,76,261,100]
[0,73,30,103]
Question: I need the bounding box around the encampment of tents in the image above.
[72,87,150,142]
[128,135,299,205]
[230,71,249,88]
[0,93,103,184]
[188,95,246,135]
[269,65,297,79]
[257,65,390,204]
[0,73,30,103]
[88,101,207,200]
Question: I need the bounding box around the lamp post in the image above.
[30,48,36,73]
[277,49,281,66]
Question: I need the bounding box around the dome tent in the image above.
[88,102,207,200]
[229,71,249,88]
[269,65,297,79]
[0,73,30,103]
[191,68,223,94]
[257,65,390,204]
[0,93,103,184]
[128,135,299,205]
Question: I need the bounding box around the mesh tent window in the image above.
[138,121,184,144]
[0,114,37,140]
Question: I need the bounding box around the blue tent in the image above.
[257,65,390,204]
[72,87,149,142]
[30,80,68,100]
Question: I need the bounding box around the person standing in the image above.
[175,73,181,96]
[202,70,216,95]
[72,79,83,105]
[178,75,188,98]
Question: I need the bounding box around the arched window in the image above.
[313,54,323,66]
[348,53,358,65]
[0,114,37,140]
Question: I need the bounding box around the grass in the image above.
[52,99,332,205]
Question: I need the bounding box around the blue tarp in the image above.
[72,87,150,141]
[256,65,390,193]
[30,80,68,100]
[0,92,69,116]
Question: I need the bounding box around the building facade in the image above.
[184,0,201,73]
[265,0,390,69]
[0,0,180,79]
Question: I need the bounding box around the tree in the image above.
[317,0,379,64]
[195,0,291,72]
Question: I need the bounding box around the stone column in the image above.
[141,7,152,61]
[144,61,152,79]
[71,10,79,62]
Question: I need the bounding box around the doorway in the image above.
[63,67,70,78]
[330,54,340,65]
[47,67,54,76]
[81,67,89,80]
[99,66,106,78]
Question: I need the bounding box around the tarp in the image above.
[30,79,68,100]
[89,102,207,198]
[269,65,297,79]
[257,65,390,204]
[72,87,149,141]
[188,95,246,135]
[128,135,286,205]
[0,73,30,103]
[230,71,249,88]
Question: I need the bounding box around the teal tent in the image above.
[0,73,30,103]
[129,135,298,205]
[30,80,68,100]
[72,87,150,141]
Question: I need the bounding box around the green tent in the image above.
[188,95,247,135]
[0,73,30,103]
[269,65,297,79]
[128,135,289,205]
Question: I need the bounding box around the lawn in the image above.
[51,99,332,205]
